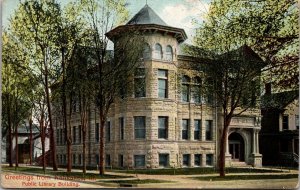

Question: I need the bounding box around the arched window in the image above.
[143,43,151,60]
[182,75,190,102]
[154,43,162,60]
[166,45,173,61]
[192,77,202,103]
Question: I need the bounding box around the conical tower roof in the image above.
[127,5,167,26]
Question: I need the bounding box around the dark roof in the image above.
[261,90,298,110]
[127,5,167,26]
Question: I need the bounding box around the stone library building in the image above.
[55,5,262,169]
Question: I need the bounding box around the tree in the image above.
[191,0,287,177]
[194,0,298,90]
[9,0,67,171]
[2,31,33,167]
[80,0,145,175]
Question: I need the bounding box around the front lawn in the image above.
[2,166,132,179]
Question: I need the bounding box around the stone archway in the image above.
[228,132,245,161]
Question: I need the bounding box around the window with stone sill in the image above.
[119,117,125,140]
[194,119,201,140]
[206,154,213,166]
[194,154,202,166]
[106,121,111,142]
[205,120,213,141]
[73,154,76,165]
[106,154,111,166]
[182,119,189,140]
[154,43,163,60]
[119,154,124,167]
[134,68,146,98]
[95,123,99,142]
[143,43,151,60]
[134,116,146,139]
[158,116,168,139]
[166,45,173,61]
[181,75,190,102]
[192,77,202,103]
[134,155,145,168]
[73,126,76,144]
[158,70,168,98]
[159,154,169,167]
[182,154,190,167]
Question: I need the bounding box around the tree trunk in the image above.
[29,118,33,165]
[67,97,73,172]
[99,114,105,175]
[7,97,13,167]
[218,115,231,177]
[44,59,58,171]
[82,129,86,174]
[15,124,18,168]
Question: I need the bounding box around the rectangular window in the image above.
[182,84,189,102]
[194,120,201,140]
[78,125,82,143]
[106,154,111,166]
[106,121,111,142]
[119,117,124,140]
[182,154,190,167]
[159,154,169,167]
[119,155,124,168]
[194,154,202,166]
[134,68,146,97]
[95,123,99,142]
[182,119,189,140]
[56,129,59,144]
[95,154,99,165]
[283,115,289,130]
[158,70,168,98]
[134,116,146,139]
[73,154,76,165]
[158,117,168,139]
[60,155,63,164]
[206,154,213,166]
[60,128,63,145]
[73,126,76,144]
[78,154,82,165]
[296,115,299,130]
[63,155,66,164]
[205,120,213,140]
[192,86,201,103]
[134,155,145,168]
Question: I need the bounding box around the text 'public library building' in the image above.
[54,5,262,169]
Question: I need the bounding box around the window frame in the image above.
[182,119,189,140]
[154,43,163,60]
[158,116,168,139]
[194,119,201,140]
[158,69,168,98]
[134,68,146,98]
[159,154,169,167]
[134,116,146,139]
[182,154,190,167]
[166,45,173,61]
[134,155,146,168]
[205,120,213,141]
[119,117,125,140]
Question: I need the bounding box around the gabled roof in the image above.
[261,90,298,110]
[127,5,167,26]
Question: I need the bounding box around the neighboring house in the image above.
[5,124,50,164]
[54,4,262,169]
[260,89,299,166]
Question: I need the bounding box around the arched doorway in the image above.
[229,132,245,161]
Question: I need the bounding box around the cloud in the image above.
[160,0,210,43]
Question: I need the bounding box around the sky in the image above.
[2,0,211,44]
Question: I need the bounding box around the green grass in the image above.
[102,179,172,184]
[2,166,132,179]
[192,174,298,181]
[114,167,283,175]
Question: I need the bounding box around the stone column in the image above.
[225,132,232,166]
[251,128,262,167]
[256,130,259,154]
